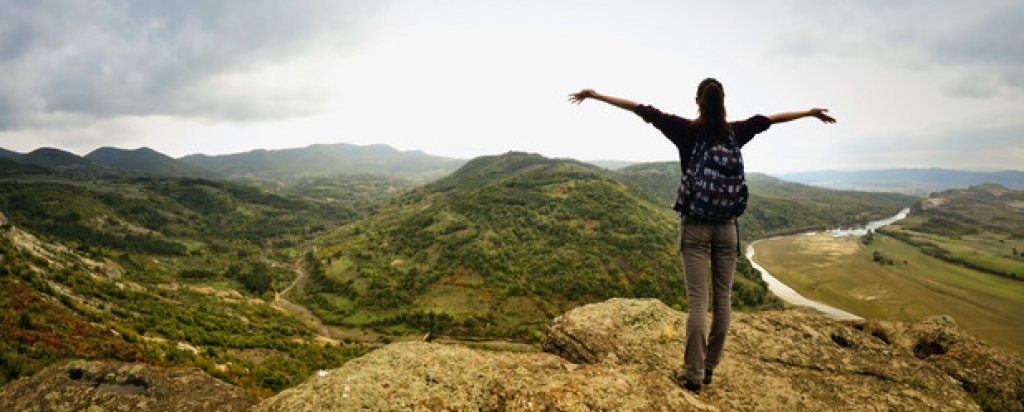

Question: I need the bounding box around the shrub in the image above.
[241,262,273,295]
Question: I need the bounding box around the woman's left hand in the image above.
[809,108,836,124]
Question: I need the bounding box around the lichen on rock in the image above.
[260,298,1022,411]
[542,298,1022,411]
[257,341,715,411]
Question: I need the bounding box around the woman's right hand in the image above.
[568,89,597,104]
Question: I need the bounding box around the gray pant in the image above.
[680,217,737,384]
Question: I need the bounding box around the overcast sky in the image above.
[1,0,1021,172]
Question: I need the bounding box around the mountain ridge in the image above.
[179,142,465,181]
[85,146,213,178]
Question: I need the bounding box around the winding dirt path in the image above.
[274,263,333,338]
[272,259,537,352]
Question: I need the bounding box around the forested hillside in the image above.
[0,172,404,395]
[303,153,781,340]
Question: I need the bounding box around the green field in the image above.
[753,232,1024,353]
[885,214,1024,280]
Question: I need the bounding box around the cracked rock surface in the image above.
[543,298,1022,411]
[257,341,715,411]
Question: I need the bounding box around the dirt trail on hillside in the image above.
[272,260,537,352]
[273,264,345,343]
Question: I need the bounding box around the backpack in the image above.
[675,129,748,220]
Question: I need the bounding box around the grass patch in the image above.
[754,232,1024,353]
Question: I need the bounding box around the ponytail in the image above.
[695,78,728,142]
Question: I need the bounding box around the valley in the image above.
[752,185,1024,353]
[11,142,1003,399]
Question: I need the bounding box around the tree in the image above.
[861,230,874,245]
[242,262,273,295]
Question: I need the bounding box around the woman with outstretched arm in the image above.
[568,79,835,394]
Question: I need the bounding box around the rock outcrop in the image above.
[264,298,1023,411]
[0,359,258,412]
[258,341,714,411]
[542,298,1022,411]
[4,299,1022,411]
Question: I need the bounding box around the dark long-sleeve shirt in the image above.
[634,104,771,172]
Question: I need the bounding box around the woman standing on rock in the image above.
[568,79,835,393]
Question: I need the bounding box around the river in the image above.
[746,208,911,320]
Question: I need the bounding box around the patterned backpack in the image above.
[675,129,749,220]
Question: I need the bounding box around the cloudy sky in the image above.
[1,0,1021,172]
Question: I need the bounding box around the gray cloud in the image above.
[781,1,1024,99]
[942,75,1005,99]
[931,3,1024,67]
[0,0,380,130]
[834,120,1024,170]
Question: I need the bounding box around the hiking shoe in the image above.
[683,381,702,394]
[703,369,713,385]
[671,370,702,394]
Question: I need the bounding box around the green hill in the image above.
[0,177,355,257]
[180,143,465,182]
[85,147,213,178]
[303,152,780,340]
[0,148,22,162]
[613,162,917,238]
[18,148,110,174]
[881,184,1024,280]
[19,148,91,168]
[0,173,386,394]
[0,158,47,176]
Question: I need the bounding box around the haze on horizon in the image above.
[1,1,1021,173]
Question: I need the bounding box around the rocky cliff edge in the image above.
[3,298,1022,411]
[261,298,1022,411]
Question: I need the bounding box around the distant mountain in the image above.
[612,162,917,238]
[910,184,1024,237]
[180,143,465,181]
[304,152,780,339]
[5,147,115,177]
[775,169,1024,195]
[0,148,23,161]
[584,160,638,170]
[85,146,212,178]
[18,148,95,169]
[0,157,47,175]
